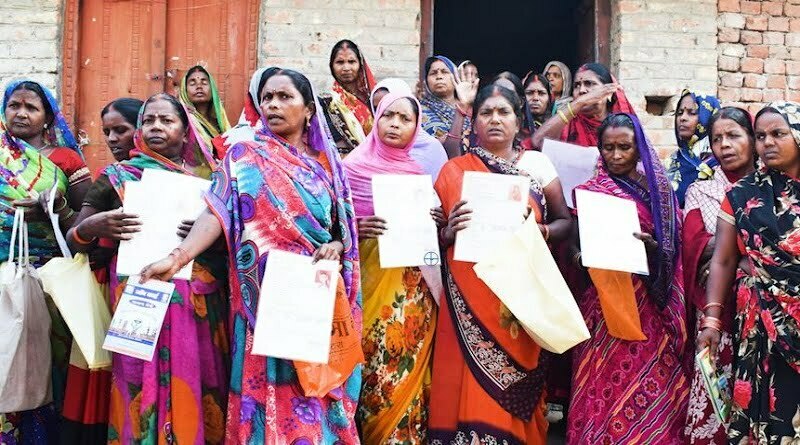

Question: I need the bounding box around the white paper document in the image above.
[116,169,211,280]
[454,171,530,263]
[541,139,599,208]
[252,250,339,363]
[372,174,440,268]
[575,189,650,275]
[102,277,175,361]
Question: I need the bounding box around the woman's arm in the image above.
[541,179,572,243]
[442,111,465,159]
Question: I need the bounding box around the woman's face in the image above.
[525,79,550,117]
[102,107,137,162]
[377,98,417,149]
[545,65,564,96]
[186,69,211,106]
[371,88,389,111]
[426,60,455,99]
[332,47,360,84]
[572,69,603,99]
[259,74,313,139]
[474,94,519,150]
[710,118,755,176]
[755,112,800,173]
[4,89,49,142]
[675,94,699,141]
[140,98,187,159]
[462,64,478,81]
[600,126,639,177]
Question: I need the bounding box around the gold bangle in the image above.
[558,110,570,125]
[703,302,724,312]
[543,224,550,241]
[567,103,576,119]
[53,197,68,213]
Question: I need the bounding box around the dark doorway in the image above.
[430,0,606,82]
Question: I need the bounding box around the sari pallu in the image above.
[205,95,362,444]
[322,47,376,156]
[725,168,800,444]
[568,113,689,444]
[429,149,549,445]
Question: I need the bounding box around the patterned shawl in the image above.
[667,89,720,207]
[179,65,231,150]
[420,55,470,140]
[579,113,681,310]
[684,165,732,232]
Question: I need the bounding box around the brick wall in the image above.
[611,0,718,158]
[0,0,62,94]
[258,0,421,92]
[717,0,800,114]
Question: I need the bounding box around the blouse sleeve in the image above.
[49,147,91,186]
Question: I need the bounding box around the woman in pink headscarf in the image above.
[343,92,445,443]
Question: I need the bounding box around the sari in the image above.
[420,56,470,141]
[682,166,739,444]
[568,113,689,444]
[560,83,635,148]
[666,90,720,208]
[321,42,376,156]
[722,101,800,444]
[429,147,549,445]
[103,100,229,444]
[179,65,231,156]
[344,93,445,444]
[206,89,362,444]
[0,79,88,445]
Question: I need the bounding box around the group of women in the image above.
[0,38,798,445]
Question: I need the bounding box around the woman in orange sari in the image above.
[430,85,572,444]
[320,39,376,156]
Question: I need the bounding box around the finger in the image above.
[451,215,472,225]
[452,222,470,232]
[452,200,468,213]
[451,207,473,218]
[139,268,153,283]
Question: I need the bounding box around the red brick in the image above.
[787,4,800,17]
[746,103,763,114]
[763,32,785,45]
[763,1,784,15]
[769,16,790,31]
[743,73,767,88]
[719,55,741,72]
[788,75,800,90]
[770,45,791,60]
[787,91,800,103]
[763,89,785,102]
[719,27,741,43]
[747,44,769,58]
[787,60,800,75]
[767,74,787,89]
[721,72,744,87]
[792,19,800,32]
[720,0,740,12]
[717,87,739,102]
[718,0,740,12]
[746,15,769,30]
[741,1,761,14]
[765,59,786,74]
[740,30,763,44]
[741,57,764,73]
[741,88,763,102]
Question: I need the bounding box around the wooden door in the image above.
[63,0,259,176]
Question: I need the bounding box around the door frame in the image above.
[418,0,611,78]
[60,0,261,131]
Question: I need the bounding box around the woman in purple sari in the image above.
[569,113,689,444]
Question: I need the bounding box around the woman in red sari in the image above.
[429,85,572,444]
[682,107,756,444]
[528,63,634,150]
[569,113,689,444]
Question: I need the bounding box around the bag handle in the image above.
[7,207,22,266]
[21,218,29,268]
[47,186,72,259]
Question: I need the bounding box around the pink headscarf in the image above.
[343,92,424,217]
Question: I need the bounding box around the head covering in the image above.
[1,79,80,155]
[760,100,800,146]
[543,61,573,102]
[369,78,413,113]
[179,65,231,136]
[668,89,721,207]
[599,113,681,310]
[420,55,470,139]
[562,64,636,147]
[344,92,424,217]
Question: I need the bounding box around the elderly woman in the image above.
[0,79,90,444]
[429,84,571,444]
[543,61,573,108]
[699,101,800,444]
[140,68,362,443]
[569,113,688,444]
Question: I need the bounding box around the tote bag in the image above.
[474,215,590,353]
[0,208,53,412]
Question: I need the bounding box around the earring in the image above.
[43,123,48,129]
